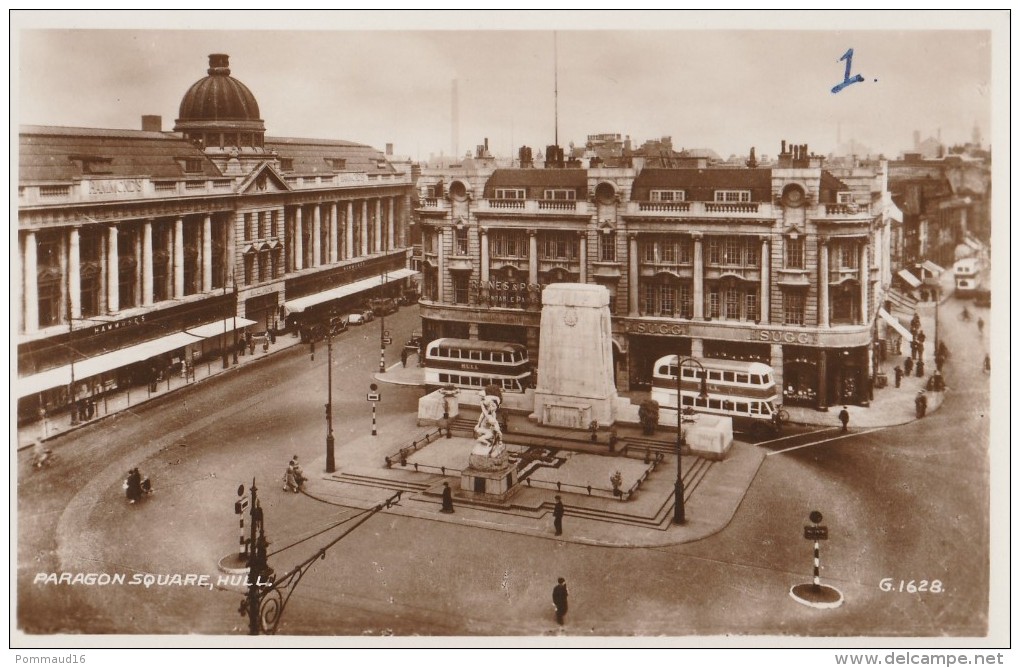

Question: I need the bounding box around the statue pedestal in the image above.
[461,464,519,502]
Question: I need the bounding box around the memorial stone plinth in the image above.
[532,284,618,428]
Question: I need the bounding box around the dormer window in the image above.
[329,158,347,171]
[543,189,576,201]
[837,191,854,204]
[279,158,293,171]
[495,188,525,200]
[70,155,113,175]
[184,159,204,173]
[650,189,685,202]
[714,190,751,203]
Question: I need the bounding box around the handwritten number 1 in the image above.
[831,48,865,94]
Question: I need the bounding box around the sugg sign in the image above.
[751,329,817,345]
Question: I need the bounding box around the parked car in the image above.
[369,297,399,317]
[360,308,375,323]
[346,312,366,326]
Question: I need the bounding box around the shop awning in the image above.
[919,260,945,277]
[184,317,257,339]
[17,317,256,399]
[878,308,913,343]
[897,269,921,288]
[284,268,419,315]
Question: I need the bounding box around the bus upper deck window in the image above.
[682,367,695,378]
[750,374,761,385]
[722,372,735,382]
[709,371,721,381]
[736,402,748,413]
[470,351,481,360]
[764,374,772,385]
[658,365,669,375]
[736,373,748,384]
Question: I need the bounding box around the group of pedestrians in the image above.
[283,455,306,493]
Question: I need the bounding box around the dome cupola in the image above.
[174,54,266,150]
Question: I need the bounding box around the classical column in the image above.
[375,199,383,253]
[528,230,538,285]
[142,220,153,305]
[294,207,304,271]
[345,201,354,259]
[579,231,588,284]
[330,203,339,263]
[107,225,119,312]
[437,228,446,303]
[759,237,769,323]
[202,215,213,293]
[628,233,639,316]
[388,196,396,250]
[859,239,869,324]
[361,200,369,256]
[23,230,38,332]
[480,228,490,284]
[312,205,322,267]
[819,239,830,327]
[173,217,184,298]
[693,234,704,319]
[134,227,143,306]
[68,226,81,319]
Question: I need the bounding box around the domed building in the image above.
[174,53,269,176]
[16,53,416,431]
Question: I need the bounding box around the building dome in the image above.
[174,54,266,149]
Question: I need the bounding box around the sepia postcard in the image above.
[9,9,1010,660]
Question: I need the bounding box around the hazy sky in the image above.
[14,12,998,162]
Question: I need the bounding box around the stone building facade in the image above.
[415,141,897,410]
[17,54,414,422]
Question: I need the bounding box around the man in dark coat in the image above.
[894,365,903,388]
[915,391,928,418]
[553,496,564,536]
[440,482,454,513]
[126,468,142,504]
[838,406,850,432]
[904,356,914,377]
[552,578,568,625]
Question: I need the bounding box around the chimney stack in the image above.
[142,115,162,132]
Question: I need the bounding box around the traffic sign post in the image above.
[804,510,829,590]
[235,484,250,560]
[368,384,380,436]
[790,510,844,609]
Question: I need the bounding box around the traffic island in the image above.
[790,582,844,609]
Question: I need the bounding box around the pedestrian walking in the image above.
[935,353,945,372]
[977,317,984,334]
[552,578,568,625]
[916,359,925,378]
[283,459,298,492]
[983,354,990,373]
[400,348,409,368]
[903,356,914,377]
[915,391,928,418]
[910,340,918,360]
[553,495,564,536]
[838,406,850,433]
[894,365,903,388]
[440,481,454,513]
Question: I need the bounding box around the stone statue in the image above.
[469,386,508,470]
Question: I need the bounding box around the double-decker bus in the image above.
[952,257,983,296]
[650,356,787,436]
[424,338,531,393]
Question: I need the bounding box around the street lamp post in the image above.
[674,355,708,525]
[325,313,337,473]
[378,271,388,373]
